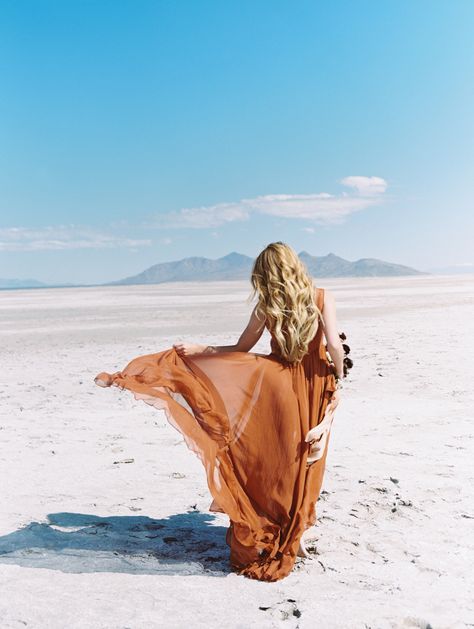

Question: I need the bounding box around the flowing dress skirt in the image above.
[94,288,337,581]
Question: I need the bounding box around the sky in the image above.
[0,0,473,284]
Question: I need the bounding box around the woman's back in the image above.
[267,286,325,361]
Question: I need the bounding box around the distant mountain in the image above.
[0,277,48,289]
[299,252,424,277]
[105,251,424,286]
[106,252,254,285]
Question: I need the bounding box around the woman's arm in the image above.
[173,305,266,357]
[321,290,345,379]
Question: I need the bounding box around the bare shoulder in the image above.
[315,286,335,304]
[320,289,337,315]
[250,303,267,330]
[323,288,336,304]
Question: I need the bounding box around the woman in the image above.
[94,241,348,581]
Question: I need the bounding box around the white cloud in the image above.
[2,176,388,251]
[149,203,250,229]
[247,192,381,223]
[0,225,152,252]
[340,176,388,196]
[150,176,388,229]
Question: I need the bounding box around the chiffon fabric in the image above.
[94,287,337,581]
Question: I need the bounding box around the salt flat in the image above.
[0,275,473,629]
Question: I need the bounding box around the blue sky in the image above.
[0,0,472,284]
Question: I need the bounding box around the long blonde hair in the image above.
[249,241,322,364]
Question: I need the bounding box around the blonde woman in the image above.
[94,241,349,581]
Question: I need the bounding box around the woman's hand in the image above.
[305,388,341,465]
[173,342,206,357]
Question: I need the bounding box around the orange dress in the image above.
[94,287,337,581]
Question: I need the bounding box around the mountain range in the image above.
[105,251,424,286]
[0,252,427,290]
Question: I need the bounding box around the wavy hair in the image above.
[249,241,322,364]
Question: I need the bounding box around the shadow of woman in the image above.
[0,510,230,576]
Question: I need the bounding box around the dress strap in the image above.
[315,287,325,316]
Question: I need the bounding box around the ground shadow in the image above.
[0,510,230,576]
